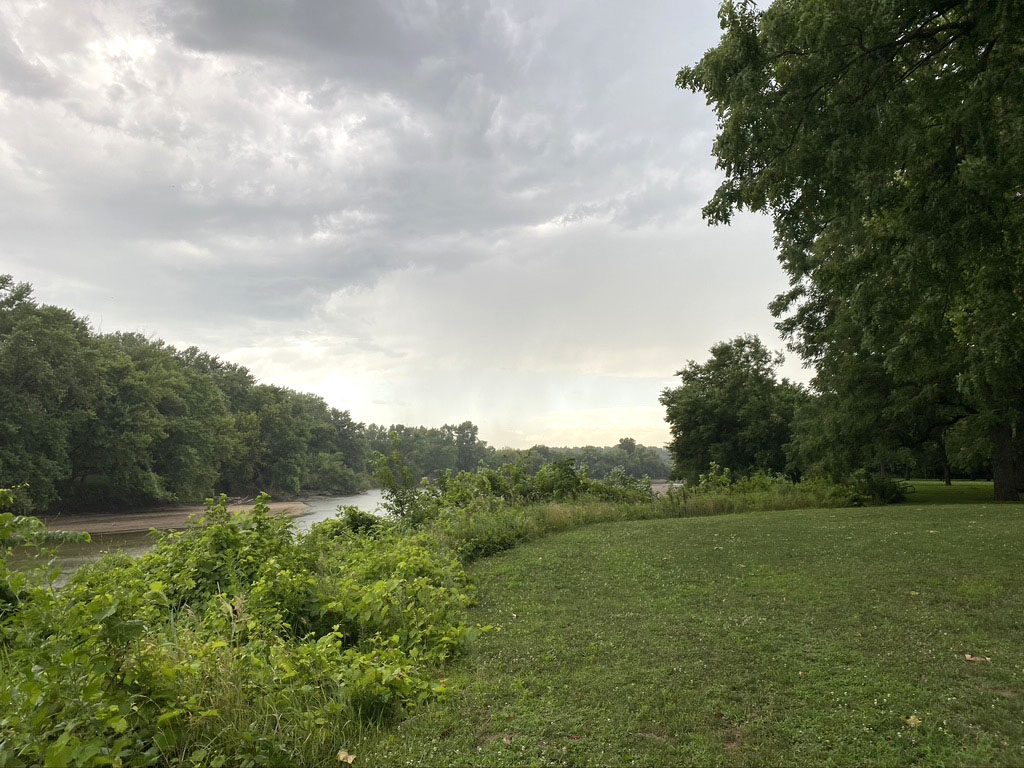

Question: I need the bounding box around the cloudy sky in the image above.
[1,0,803,448]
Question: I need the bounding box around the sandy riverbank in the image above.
[43,484,676,536]
[41,500,312,536]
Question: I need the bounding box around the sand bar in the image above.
[41,500,311,536]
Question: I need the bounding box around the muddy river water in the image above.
[14,489,385,583]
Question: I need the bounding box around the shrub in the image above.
[0,490,477,767]
[658,470,852,518]
[847,470,909,505]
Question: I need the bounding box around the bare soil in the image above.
[41,500,311,535]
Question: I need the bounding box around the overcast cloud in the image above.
[0,0,802,447]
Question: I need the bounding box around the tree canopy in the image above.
[660,335,806,482]
[0,276,368,511]
[679,0,1024,499]
[1,274,663,512]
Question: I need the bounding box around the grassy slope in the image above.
[354,499,1023,766]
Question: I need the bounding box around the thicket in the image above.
[0,491,476,766]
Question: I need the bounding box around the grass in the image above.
[906,479,995,505]
[352,499,1024,766]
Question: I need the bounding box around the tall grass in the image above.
[427,476,851,564]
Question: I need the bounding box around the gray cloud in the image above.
[0,0,802,447]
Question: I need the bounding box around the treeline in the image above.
[661,335,992,487]
[367,427,670,483]
[0,276,369,512]
[484,438,671,480]
[1,275,664,513]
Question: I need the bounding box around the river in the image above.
[14,489,385,584]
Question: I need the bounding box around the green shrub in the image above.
[0,490,476,767]
[658,470,851,518]
[847,470,909,505]
[585,467,656,503]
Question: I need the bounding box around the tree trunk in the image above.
[991,421,1024,502]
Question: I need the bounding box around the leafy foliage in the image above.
[660,335,807,482]
[678,1,1024,498]
[0,275,369,512]
[0,492,475,767]
[482,438,671,480]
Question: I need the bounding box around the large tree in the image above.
[0,277,101,510]
[660,335,806,481]
[679,0,1024,499]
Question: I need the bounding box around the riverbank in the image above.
[40,499,312,535]
[41,485,674,536]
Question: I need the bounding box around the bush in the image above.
[658,470,852,518]
[0,492,477,767]
[847,470,909,505]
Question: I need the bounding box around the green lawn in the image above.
[353,502,1024,766]
[906,479,995,505]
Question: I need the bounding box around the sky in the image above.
[0,0,806,448]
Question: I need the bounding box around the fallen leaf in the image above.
[905,715,922,728]
[964,654,992,663]
[503,735,513,747]
[337,750,356,764]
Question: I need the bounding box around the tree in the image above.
[679,0,1024,499]
[0,277,101,510]
[660,335,806,482]
[786,346,968,482]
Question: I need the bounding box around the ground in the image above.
[353,494,1023,766]
[41,499,311,535]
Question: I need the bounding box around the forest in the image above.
[0,275,668,513]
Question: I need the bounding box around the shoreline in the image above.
[41,500,313,536]
[42,484,671,536]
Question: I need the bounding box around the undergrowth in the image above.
[1,465,860,766]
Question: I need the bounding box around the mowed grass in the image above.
[353,502,1024,766]
[906,479,995,505]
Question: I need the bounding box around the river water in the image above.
[15,489,385,584]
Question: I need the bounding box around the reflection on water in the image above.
[294,489,384,532]
[13,489,385,584]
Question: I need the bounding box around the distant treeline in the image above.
[483,439,671,481]
[367,426,669,484]
[0,276,666,513]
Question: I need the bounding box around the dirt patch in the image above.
[650,482,683,496]
[41,500,311,535]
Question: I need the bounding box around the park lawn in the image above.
[906,479,995,505]
[352,502,1023,767]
